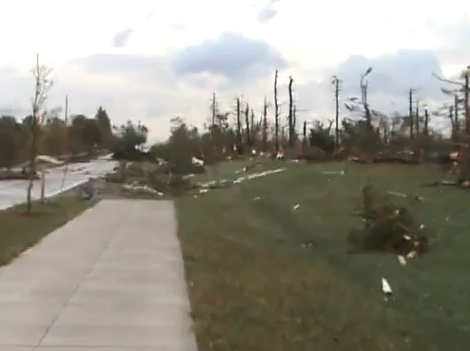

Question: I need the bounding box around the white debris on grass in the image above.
[191,156,204,166]
[322,170,345,175]
[196,167,286,191]
[254,196,261,201]
[398,255,407,265]
[276,151,284,160]
[387,190,425,202]
[381,277,393,300]
[36,155,64,165]
[121,183,164,196]
[293,203,301,210]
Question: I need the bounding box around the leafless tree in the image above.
[360,67,373,131]
[262,97,268,151]
[26,53,54,214]
[287,76,294,146]
[235,98,242,154]
[331,75,342,148]
[274,70,279,152]
[244,103,251,148]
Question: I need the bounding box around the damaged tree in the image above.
[274,69,280,153]
[244,103,251,149]
[262,97,268,152]
[26,53,54,214]
[347,184,430,261]
[332,75,341,148]
[288,76,294,147]
[408,88,415,139]
[360,67,373,132]
[433,67,470,184]
[235,98,243,155]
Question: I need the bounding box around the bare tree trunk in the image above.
[262,97,268,151]
[236,98,242,155]
[424,109,430,157]
[302,121,307,149]
[274,70,279,153]
[424,109,429,136]
[465,72,469,134]
[244,103,251,149]
[287,76,294,147]
[27,54,44,214]
[333,77,340,148]
[332,76,342,149]
[408,88,414,139]
[454,95,460,135]
[250,108,255,146]
[60,95,69,192]
[211,92,216,130]
[459,71,470,183]
[415,104,420,135]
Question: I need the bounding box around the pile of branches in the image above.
[426,148,470,189]
[348,151,419,165]
[347,184,430,258]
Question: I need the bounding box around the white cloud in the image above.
[1,0,470,142]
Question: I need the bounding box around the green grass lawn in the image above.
[0,197,95,266]
[176,161,470,351]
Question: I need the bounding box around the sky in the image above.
[1,0,470,142]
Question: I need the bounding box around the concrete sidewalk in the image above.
[0,200,198,350]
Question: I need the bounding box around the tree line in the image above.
[0,107,113,168]
[3,60,469,171]
[149,66,470,166]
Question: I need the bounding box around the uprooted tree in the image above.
[347,184,430,260]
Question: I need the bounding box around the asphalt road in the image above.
[0,156,118,210]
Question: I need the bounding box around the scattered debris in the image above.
[254,196,261,201]
[301,241,315,248]
[381,277,393,301]
[121,182,164,196]
[293,203,301,210]
[191,156,204,166]
[397,255,407,265]
[322,170,345,175]
[387,190,425,202]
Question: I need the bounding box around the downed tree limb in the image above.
[423,180,470,188]
[387,190,425,202]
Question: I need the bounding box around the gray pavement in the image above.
[0,199,198,350]
[0,157,118,211]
